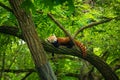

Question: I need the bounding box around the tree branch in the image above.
[73,18,114,38]
[0,26,119,80]
[0,2,13,13]
[37,11,72,39]
[65,73,80,78]
[47,13,71,37]
[0,53,6,78]
[0,26,23,39]
[21,72,33,80]
[113,64,120,72]
[0,69,35,73]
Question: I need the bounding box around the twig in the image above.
[21,72,33,80]
[0,2,13,13]
[0,53,6,79]
[100,50,109,61]
[8,46,24,69]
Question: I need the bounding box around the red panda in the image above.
[47,35,86,56]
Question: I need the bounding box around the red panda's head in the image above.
[47,35,57,43]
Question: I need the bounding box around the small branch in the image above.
[0,69,35,73]
[73,18,113,38]
[100,50,109,61]
[113,65,120,72]
[0,53,6,78]
[8,46,24,69]
[37,11,71,38]
[47,13,73,38]
[0,26,23,39]
[47,13,70,37]
[0,2,13,13]
[65,73,80,78]
[21,72,33,80]
[110,58,120,72]
[50,55,79,61]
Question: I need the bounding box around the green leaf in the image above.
[21,0,35,13]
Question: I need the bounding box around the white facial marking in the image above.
[47,35,57,43]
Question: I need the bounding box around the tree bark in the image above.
[8,0,57,80]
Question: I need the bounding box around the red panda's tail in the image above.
[75,41,86,56]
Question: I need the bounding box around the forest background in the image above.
[0,0,120,80]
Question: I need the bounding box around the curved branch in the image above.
[73,18,113,38]
[0,26,119,80]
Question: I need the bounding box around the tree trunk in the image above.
[8,0,57,80]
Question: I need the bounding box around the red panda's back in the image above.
[57,37,70,44]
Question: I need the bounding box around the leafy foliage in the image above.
[0,0,120,80]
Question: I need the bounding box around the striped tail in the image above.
[75,41,86,56]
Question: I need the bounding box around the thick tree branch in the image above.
[43,44,119,80]
[0,26,23,39]
[0,2,13,13]
[0,26,119,80]
[73,18,113,38]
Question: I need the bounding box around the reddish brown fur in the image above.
[74,40,86,56]
[57,37,86,56]
[57,37,70,44]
